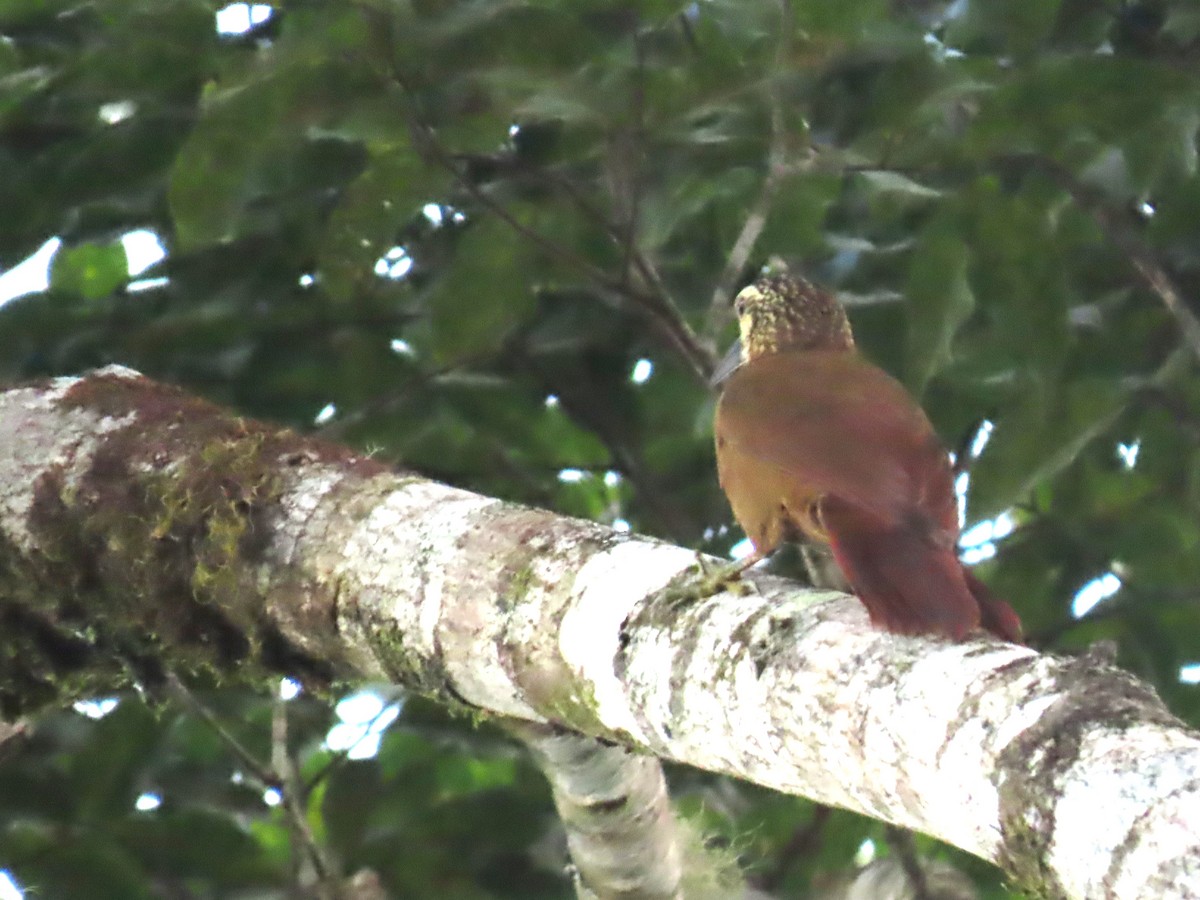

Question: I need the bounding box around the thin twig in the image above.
[519,348,700,543]
[0,720,28,760]
[165,674,277,788]
[704,0,798,341]
[619,32,648,288]
[884,825,933,900]
[386,69,613,287]
[167,678,347,898]
[383,54,714,383]
[545,165,668,296]
[406,116,715,382]
[755,803,832,892]
[272,697,340,898]
[494,156,711,378]
[1011,154,1200,362]
[413,121,615,285]
[485,156,697,365]
[315,356,478,440]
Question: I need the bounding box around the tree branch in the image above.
[3,368,1200,900]
[273,698,340,898]
[885,825,933,900]
[505,720,683,899]
[754,803,830,892]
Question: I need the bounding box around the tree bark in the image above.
[505,720,684,899]
[1,367,1198,900]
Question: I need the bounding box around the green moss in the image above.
[1,371,396,713]
[997,805,1055,897]
[179,433,283,623]
[674,811,751,900]
[26,396,291,682]
[641,556,756,632]
[500,561,536,611]
[540,677,607,734]
[367,619,487,722]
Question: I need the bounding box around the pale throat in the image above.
[738,306,854,362]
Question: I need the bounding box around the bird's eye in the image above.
[734,298,746,317]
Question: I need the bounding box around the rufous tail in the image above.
[821,498,1021,642]
[962,569,1023,643]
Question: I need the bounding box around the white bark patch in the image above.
[344,481,495,658]
[560,541,697,741]
[0,378,136,552]
[611,588,1079,864]
[1053,725,1200,898]
[672,588,812,773]
[271,464,347,569]
[338,480,548,718]
[92,364,142,380]
[871,643,1041,852]
[1111,780,1200,897]
[436,531,570,722]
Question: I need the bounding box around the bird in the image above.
[712,271,1022,642]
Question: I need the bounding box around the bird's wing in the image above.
[715,349,956,530]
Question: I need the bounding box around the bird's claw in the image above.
[657,553,758,609]
[694,553,758,596]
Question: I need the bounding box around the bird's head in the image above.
[733,273,855,363]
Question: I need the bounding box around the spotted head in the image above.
[733,273,855,363]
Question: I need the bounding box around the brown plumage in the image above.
[713,273,1021,642]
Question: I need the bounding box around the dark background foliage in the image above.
[2,0,1200,896]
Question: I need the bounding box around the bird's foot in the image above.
[657,553,761,609]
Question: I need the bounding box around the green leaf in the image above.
[968,56,1192,165]
[167,79,291,249]
[118,808,273,883]
[943,0,1063,58]
[168,8,378,250]
[427,217,536,363]
[640,167,757,252]
[905,222,974,396]
[322,760,390,856]
[964,177,1071,376]
[435,754,517,796]
[791,0,891,38]
[6,831,152,900]
[1165,6,1200,43]
[968,376,1128,521]
[320,143,445,302]
[855,169,943,200]
[49,241,129,300]
[759,173,842,258]
[70,699,161,823]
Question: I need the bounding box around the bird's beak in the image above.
[710,339,743,389]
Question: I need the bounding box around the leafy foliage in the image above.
[3,0,1200,895]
